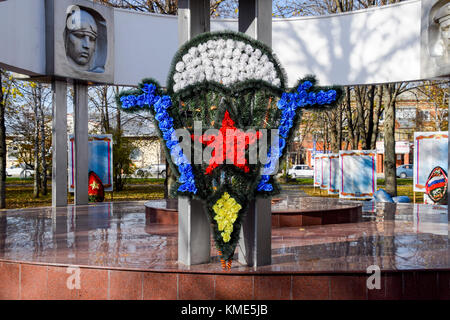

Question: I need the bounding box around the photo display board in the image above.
[313,156,322,187]
[413,131,448,192]
[320,155,330,190]
[69,134,113,192]
[339,150,377,199]
[328,153,340,195]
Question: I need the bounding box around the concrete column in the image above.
[51,80,67,207]
[178,197,211,265]
[73,82,89,205]
[238,198,272,267]
[238,0,273,266]
[176,0,211,265]
[178,0,210,45]
[52,206,69,251]
[238,0,272,47]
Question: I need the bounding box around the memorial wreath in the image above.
[117,31,342,269]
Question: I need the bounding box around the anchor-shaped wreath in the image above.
[117,31,342,269]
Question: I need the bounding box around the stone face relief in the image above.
[430,3,450,65]
[421,0,450,78]
[64,6,106,73]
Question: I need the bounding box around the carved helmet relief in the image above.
[64,5,107,73]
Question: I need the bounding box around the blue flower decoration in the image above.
[257,175,273,192]
[257,80,338,192]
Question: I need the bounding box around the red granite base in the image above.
[145,198,362,227]
[146,207,179,224]
[0,201,448,300]
[0,261,448,300]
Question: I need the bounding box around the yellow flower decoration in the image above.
[213,192,241,243]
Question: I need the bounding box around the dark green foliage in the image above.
[112,129,135,191]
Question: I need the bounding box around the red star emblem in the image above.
[192,110,262,175]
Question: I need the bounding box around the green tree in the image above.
[112,129,135,191]
[416,80,449,131]
[0,69,22,208]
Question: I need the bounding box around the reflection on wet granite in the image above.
[271,193,361,213]
[0,199,448,273]
[146,194,362,214]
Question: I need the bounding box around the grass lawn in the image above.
[5,177,36,185]
[5,177,165,186]
[3,179,165,209]
[125,178,165,185]
[297,185,422,202]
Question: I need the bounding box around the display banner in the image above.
[320,155,330,190]
[328,153,340,195]
[339,150,377,199]
[69,134,114,192]
[413,131,448,192]
[313,156,322,187]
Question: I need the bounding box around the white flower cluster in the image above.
[172,38,281,92]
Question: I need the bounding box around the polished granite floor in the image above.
[148,192,362,213]
[0,198,448,274]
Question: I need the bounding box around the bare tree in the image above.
[275,0,408,197]
[6,81,52,198]
[370,85,384,149]
[89,85,113,133]
[94,0,231,16]
[325,101,343,153]
[273,0,403,17]
[383,82,408,196]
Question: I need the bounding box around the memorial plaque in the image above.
[421,0,450,78]
[45,0,114,83]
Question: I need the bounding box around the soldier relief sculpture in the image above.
[430,2,450,66]
[64,5,107,73]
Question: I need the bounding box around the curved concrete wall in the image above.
[0,0,425,86]
[211,1,422,86]
[0,0,46,75]
[272,1,422,86]
[114,9,178,87]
